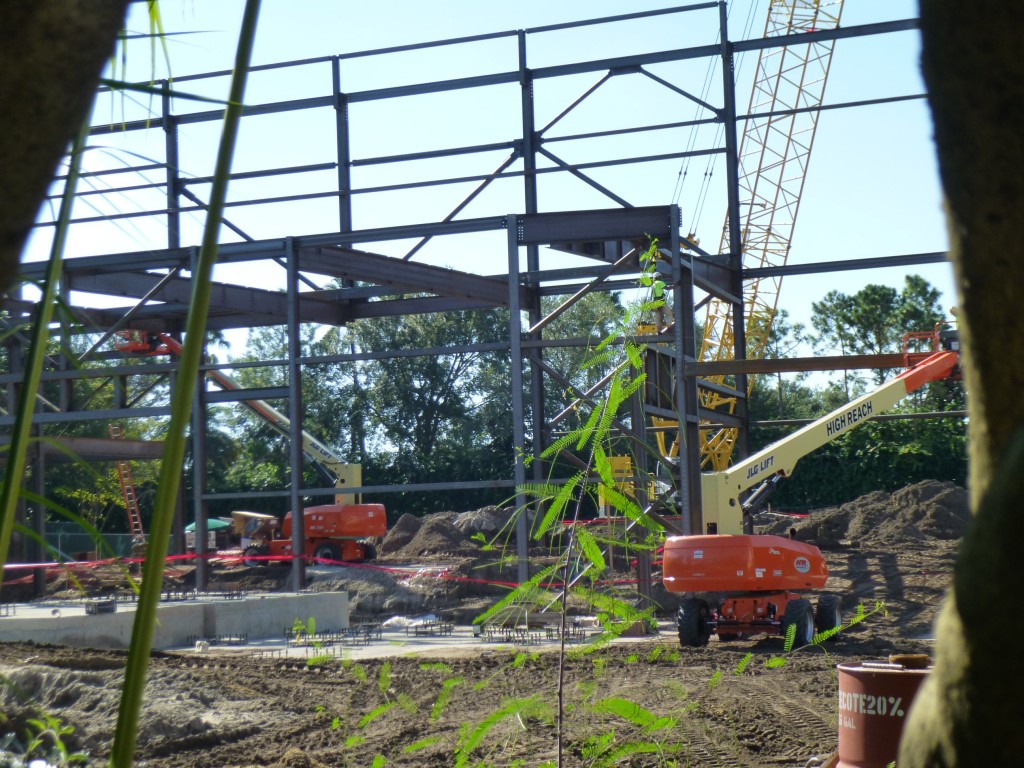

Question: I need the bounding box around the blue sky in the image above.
[27,0,953,350]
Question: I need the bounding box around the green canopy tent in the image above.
[184,518,232,532]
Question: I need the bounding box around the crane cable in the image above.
[673,0,761,235]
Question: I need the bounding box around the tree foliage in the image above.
[751,276,965,509]
[811,275,945,385]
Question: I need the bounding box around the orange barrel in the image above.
[837,658,930,768]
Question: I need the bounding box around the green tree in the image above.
[536,292,625,416]
[811,276,945,386]
[217,324,343,512]
[758,309,810,420]
[745,305,966,510]
[347,305,511,515]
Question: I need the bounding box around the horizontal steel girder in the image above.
[65,270,345,328]
[299,246,533,307]
[0,437,165,461]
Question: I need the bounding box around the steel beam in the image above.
[300,246,524,306]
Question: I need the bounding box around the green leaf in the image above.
[109,4,264,764]
[575,526,606,571]
[783,622,798,653]
[472,563,559,626]
[98,78,234,106]
[592,697,659,728]
[358,701,396,729]
[531,474,581,539]
[403,736,442,753]
[431,677,464,720]
[396,692,418,715]
[734,653,754,676]
[455,696,552,768]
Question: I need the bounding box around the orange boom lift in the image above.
[663,328,959,646]
[116,331,384,564]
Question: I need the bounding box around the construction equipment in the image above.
[241,503,386,565]
[664,328,959,646]
[698,0,845,471]
[108,423,146,548]
[116,331,385,563]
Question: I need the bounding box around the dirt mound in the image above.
[307,566,423,617]
[769,480,970,547]
[378,512,422,555]
[386,513,480,560]
[453,506,513,537]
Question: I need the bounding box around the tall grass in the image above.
[0,117,91,592]
[0,2,261,765]
[109,2,262,764]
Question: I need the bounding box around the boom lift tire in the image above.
[313,542,341,563]
[243,544,267,567]
[360,541,377,561]
[677,598,712,648]
[781,598,814,648]
[814,594,842,636]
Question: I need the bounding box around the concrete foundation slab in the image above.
[0,592,349,650]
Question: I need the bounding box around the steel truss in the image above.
[2,3,932,591]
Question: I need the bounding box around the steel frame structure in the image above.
[2,3,938,591]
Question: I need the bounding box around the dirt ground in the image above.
[0,480,967,767]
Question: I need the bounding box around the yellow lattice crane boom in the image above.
[698,0,844,471]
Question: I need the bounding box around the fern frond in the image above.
[472,564,559,626]
[574,526,606,572]
[580,347,616,371]
[594,741,681,768]
[593,445,613,488]
[404,736,443,753]
[590,698,674,732]
[531,474,581,539]
[431,677,465,720]
[734,652,754,676]
[358,701,396,729]
[708,670,723,689]
[623,341,645,371]
[783,622,797,653]
[455,696,553,768]
[576,405,604,451]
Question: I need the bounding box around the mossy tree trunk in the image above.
[0,0,129,290]
[900,1,1024,764]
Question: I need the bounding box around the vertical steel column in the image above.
[670,209,701,533]
[163,81,181,249]
[190,363,209,589]
[58,270,72,411]
[519,31,547,492]
[189,247,208,590]
[286,236,306,591]
[507,216,530,584]
[7,334,25,564]
[518,32,538,219]
[333,58,352,234]
[718,0,749,460]
[31,435,45,597]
